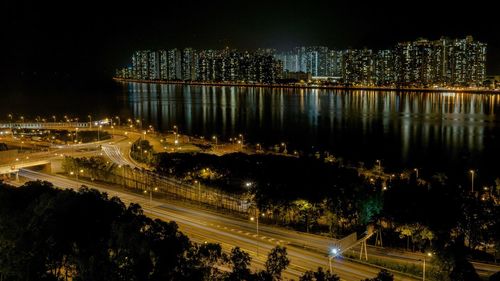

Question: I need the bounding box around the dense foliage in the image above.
[1,181,367,281]
[131,139,155,164]
[155,152,382,235]
[153,152,499,279]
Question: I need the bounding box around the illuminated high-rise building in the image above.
[341,49,374,85]
[131,50,149,80]
[394,39,434,86]
[447,36,487,86]
[159,50,169,80]
[374,50,396,85]
[181,48,198,81]
[148,51,160,80]
[167,49,182,80]
[326,50,343,77]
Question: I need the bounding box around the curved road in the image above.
[17,169,420,281]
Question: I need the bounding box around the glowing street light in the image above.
[145,187,159,206]
[194,180,202,204]
[212,136,218,149]
[470,170,475,193]
[250,209,260,256]
[98,125,102,141]
[376,159,381,175]
[256,143,262,152]
[88,115,92,129]
[422,252,432,281]
[329,247,339,272]
[239,134,244,150]
[281,142,287,154]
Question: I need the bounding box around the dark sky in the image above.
[1,0,499,79]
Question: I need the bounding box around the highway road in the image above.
[101,144,138,168]
[98,135,500,278]
[16,169,420,281]
[3,127,498,279]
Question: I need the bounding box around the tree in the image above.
[226,247,252,281]
[395,224,415,251]
[263,246,290,280]
[0,182,228,281]
[489,271,500,281]
[300,267,340,281]
[362,269,394,281]
[449,259,480,281]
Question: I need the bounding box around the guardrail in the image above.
[0,122,92,129]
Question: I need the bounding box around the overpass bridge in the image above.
[0,159,52,179]
[0,121,110,130]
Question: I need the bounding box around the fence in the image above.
[98,165,251,214]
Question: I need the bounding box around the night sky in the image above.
[1,0,499,80]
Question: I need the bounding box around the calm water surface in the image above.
[1,80,500,181]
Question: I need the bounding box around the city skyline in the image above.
[1,0,500,80]
[116,36,488,87]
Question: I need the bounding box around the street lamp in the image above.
[414,168,419,179]
[250,210,260,257]
[245,181,259,256]
[115,116,121,127]
[422,252,432,281]
[88,115,92,129]
[239,134,244,150]
[376,159,381,175]
[98,125,102,141]
[329,247,339,272]
[212,136,218,149]
[281,142,287,154]
[470,170,475,193]
[144,187,158,206]
[194,180,201,205]
[118,165,126,187]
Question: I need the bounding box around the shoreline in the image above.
[113,77,500,94]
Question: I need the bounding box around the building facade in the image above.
[117,37,486,87]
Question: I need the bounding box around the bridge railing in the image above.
[0,122,93,129]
